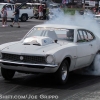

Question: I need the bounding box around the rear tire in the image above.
[1,67,15,80]
[21,15,27,22]
[88,52,100,70]
[55,60,69,85]
[11,18,14,22]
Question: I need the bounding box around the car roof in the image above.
[0,3,14,5]
[15,3,44,5]
[34,24,83,29]
[32,3,45,5]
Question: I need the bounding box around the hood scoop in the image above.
[23,36,54,46]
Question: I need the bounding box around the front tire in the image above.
[1,67,15,80]
[55,60,69,85]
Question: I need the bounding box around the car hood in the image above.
[1,41,61,55]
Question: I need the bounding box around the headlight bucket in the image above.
[46,55,55,64]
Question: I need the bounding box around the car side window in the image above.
[20,4,31,9]
[77,30,95,42]
[12,5,14,10]
[20,4,29,9]
[77,30,86,42]
[79,30,84,39]
[7,5,12,10]
[82,31,88,41]
[9,5,12,10]
[86,31,94,41]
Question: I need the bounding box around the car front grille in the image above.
[2,53,46,64]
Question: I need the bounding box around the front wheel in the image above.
[55,60,69,85]
[1,67,15,80]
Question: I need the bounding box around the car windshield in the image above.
[0,4,4,10]
[24,27,74,42]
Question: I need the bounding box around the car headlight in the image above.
[0,52,2,59]
[46,55,54,64]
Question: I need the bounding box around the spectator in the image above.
[33,6,36,16]
[38,4,43,19]
[43,4,46,20]
[10,5,20,28]
[98,8,100,14]
[95,6,98,14]
[1,6,7,27]
[93,7,96,13]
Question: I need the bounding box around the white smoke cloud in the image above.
[45,8,100,38]
[77,54,100,76]
[44,8,100,75]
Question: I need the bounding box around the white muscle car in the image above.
[0,24,100,84]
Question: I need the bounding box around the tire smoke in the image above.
[45,8,100,75]
[45,9,100,38]
[77,54,100,75]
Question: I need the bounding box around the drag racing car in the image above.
[0,24,100,84]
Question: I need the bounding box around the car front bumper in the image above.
[0,60,58,73]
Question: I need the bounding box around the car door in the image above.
[85,30,97,56]
[75,29,96,68]
[6,5,13,18]
[20,4,33,17]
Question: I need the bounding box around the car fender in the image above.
[47,45,77,71]
[0,41,19,51]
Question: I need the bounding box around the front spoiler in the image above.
[0,60,58,73]
[0,60,57,67]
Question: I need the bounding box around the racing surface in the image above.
[0,19,100,100]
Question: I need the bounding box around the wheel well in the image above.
[21,14,28,18]
[65,57,71,67]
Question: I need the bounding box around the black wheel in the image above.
[21,15,27,22]
[1,67,15,80]
[55,60,69,85]
[11,18,14,22]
